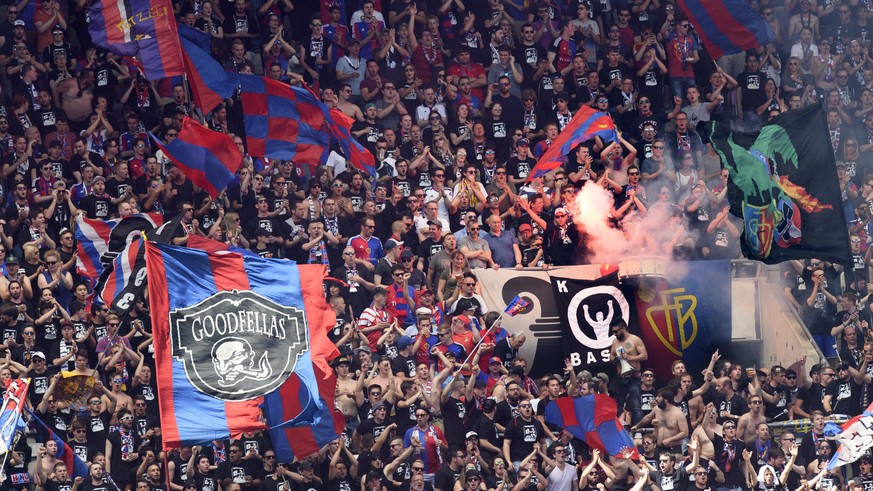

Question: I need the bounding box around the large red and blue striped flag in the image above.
[145,242,338,448]
[238,75,330,163]
[545,395,640,460]
[676,0,775,59]
[528,107,618,181]
[88,0,184,80]
[27,408,89,478]
[179,25,239,114]
[151,118,242,197]
[75,213,164,280]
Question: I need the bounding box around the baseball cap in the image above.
[466,431,479,439]
[13,20,24,27]
[489,356,502,365]
[517,138,530,146]
[400,249,414,259]
[419,287,433,296]
[333,356,351,366]
[595,372,610,384]
[384,239,403,251]
[518,223,532,233]
[31,351,45,360]
[364,103,376,111]
[473,379,487,389]
[92,176,106,184]
[52,25,63,34]
[354,345,373,355]
[398,336,415,350]
[554,207,569,216]
[5,256,18,264]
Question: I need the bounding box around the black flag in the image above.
[551,272,636,373]
[708,104,851,264]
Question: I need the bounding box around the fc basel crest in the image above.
[170,290,309,401]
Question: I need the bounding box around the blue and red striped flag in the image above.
[27,408,88,478]
[88,0,184,80]
[146,242,338,448]
[0,379,28,454]
[75,213,164,280]
[676,0,775,59]
[528,107,618,181]
[151,118,242,197]
[179,25,239,114]
[239,75,330,163]
[327,108,377,179]
[503,295,531,317]
[545,395,640,460]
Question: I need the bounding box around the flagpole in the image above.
[0,430,21,475]
[449,311,507,380]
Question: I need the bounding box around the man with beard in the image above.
[609,319,648,426]
[543,207,579,265]
[635,384,688,455]
[105,408,143,486]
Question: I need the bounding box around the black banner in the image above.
[550,272,637,373]
[709,104,851,264]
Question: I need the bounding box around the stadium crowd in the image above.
[0,1,871,491]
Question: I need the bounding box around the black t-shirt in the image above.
[434,465,461,491]
[827,377,862,415]
[503,417,544,461]
[77,481,120,491]
[215,459,258,491]
[762,383,791,421]
[356,417,393,442]
[440,396,468,447]
[391,354,417,379]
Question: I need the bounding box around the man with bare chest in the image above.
[609,319,648,426]
[737,394,767,444]
[635,383,689,456]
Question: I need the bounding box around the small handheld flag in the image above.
[504,295,531,317]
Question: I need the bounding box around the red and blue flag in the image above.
[27,408,89,478]
[0,379,28,454]
[146,242,338,448]
[504,295,531,317]
[151,118,242,197]
[327,108,377,179]
[239,75,330,163]
[545,395,640,460]
[179,25,239,114]
[676,0,775,59]
[528,107,618,181]
[88,0,184,80]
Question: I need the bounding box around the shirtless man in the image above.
[609,318,648,425]
[54,70,94,123]
[691,403,720,460]
[736,394,767,444]
[634,384,689,455]
[334,357,359,418]
[337,82,365,121]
